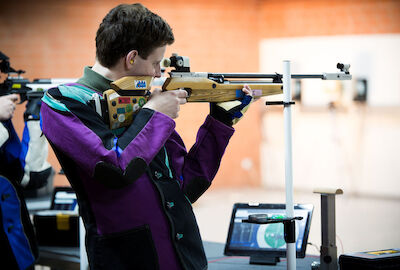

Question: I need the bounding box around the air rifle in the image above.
[0,51,75,103]
[100,53,351,130]
[101,54,283,130]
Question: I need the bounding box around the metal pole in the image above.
[283,60,296,270]
[313,188,343,270]
[320,194,338,270]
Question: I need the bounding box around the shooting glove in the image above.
[210,94,253,127]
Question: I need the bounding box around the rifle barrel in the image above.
[226,80,276,84]
[210,73,325,79]
[291,74,324,79]
[211,73,278,79]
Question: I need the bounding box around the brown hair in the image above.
[95,3,174,68]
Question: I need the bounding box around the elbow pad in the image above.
[94,157,147,189]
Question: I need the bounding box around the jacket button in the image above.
[166,202,175,209]
[154,171,163,179]
[176,233,183,241]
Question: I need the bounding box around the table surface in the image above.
[38,242,319,270]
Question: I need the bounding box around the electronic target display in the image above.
[224,203,313,259]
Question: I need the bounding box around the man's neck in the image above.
[91,60,124,82]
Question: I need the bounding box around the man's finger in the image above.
[151,88,162,94]
[242,84,252,96]
[176,89,188,98]
[8,94,19,102]
[149,88,162,99]
[179,97,187,105]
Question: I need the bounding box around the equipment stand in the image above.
[265,61,350,270]
[314,188,343,270]
[282,60,296,270]
[243,215,303,266]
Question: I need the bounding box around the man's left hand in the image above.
[210,85,253,126]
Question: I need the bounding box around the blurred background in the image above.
[1,0,399,257]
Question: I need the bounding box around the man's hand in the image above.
[143,88,188,119]
[210,85,253,126]
[0,94,19,121]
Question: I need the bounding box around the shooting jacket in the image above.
[0,120,38,270]
[40,67,234,270]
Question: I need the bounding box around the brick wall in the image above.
[258,0,400,37]
[1,0,399,187]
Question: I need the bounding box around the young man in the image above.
[41,3,252,270]
[0,94,38,270]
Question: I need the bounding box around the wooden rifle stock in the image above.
[103,75,282,130]
[161,77,282,102]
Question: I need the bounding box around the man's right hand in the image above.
[0,94,19,121]
[143,89,188,119]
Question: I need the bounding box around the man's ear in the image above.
[125,50,138,68]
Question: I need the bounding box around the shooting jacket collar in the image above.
[76,66,112,93]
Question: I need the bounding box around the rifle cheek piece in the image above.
[102,76,152,130]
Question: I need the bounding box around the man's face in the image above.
[130,45,166,78]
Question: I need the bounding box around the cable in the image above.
[308,235,344,256]
[336,234,344,254]
[307,242,320,253]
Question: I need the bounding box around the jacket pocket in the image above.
[93,225,159,270]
